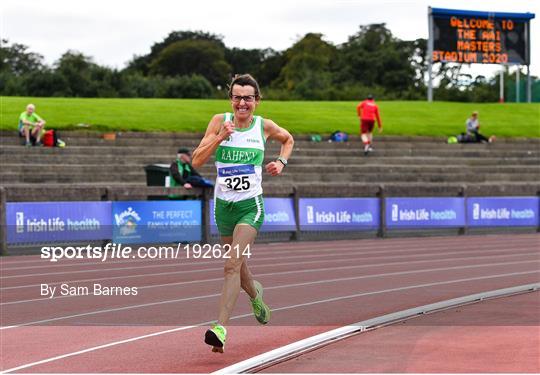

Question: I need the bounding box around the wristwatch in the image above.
[277,156,288,167]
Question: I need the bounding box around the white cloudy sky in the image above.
[1,0,539,78]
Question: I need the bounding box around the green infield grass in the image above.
[1,96,538,137]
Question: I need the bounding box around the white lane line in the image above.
[0,239,378,266]
[0,242,418,271]
[2,260,538,328]
[2,246,538,291]
[0,248,381,279]
[1,241,376,271]
[3,238,535,274]
[3,235,534,267]
[1,270,537,374]
[6,240,483,278]
[2,253,537,306]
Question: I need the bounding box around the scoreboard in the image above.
[430,8,534,65]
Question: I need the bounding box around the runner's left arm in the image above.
[264,119,294,176]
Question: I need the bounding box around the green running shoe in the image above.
[251,280,271,325]
[204,324,226,353]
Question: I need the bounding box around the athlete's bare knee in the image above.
[223,258,243,276]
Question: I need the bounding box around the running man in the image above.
[191,74,294,353]
[356,94,383,155]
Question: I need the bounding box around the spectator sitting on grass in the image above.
[18,104,46,147]
[169,148,214,189]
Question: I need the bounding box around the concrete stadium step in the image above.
[283,173,539,183]
[2,163,538,176]
[3,181,536,189]
[2,131,538,191]
[1,136,540,149]
[2,130,538,144]
[3,182,537,202]
[0,172,145,184]
[1,145,536,158]
[1,136,529,150]
[1,153,538,167]
[2,171,535,185]
[197,172,538,183]
[1,135,534,150]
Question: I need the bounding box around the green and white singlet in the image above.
[214,113,266,202]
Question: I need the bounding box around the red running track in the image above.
[261,291,540,373]
[0,234,539,373]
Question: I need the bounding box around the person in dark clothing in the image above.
[169,148,214,189]
[465,111,495,143]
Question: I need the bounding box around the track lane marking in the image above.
[1,270,537,374]
[2,254,538,306]
[2,261,538,329]
[3,234,535,267]
[3,238,537,272]
[3,245,537,288]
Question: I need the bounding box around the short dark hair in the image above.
[228,74,262,99]
[177,147,190,154]
[367,94,374,100]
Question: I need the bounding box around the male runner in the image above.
[357,94,383,155]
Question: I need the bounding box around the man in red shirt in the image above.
[356,94,383,155]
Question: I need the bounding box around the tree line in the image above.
[0,24,508,101]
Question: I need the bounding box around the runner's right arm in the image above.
[192,114,234,168]
[375,106,383,132]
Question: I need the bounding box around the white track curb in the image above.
[213,283,539,374]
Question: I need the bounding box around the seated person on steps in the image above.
[466,111,495,143]
[169,147,214,189]
[19,104,46,147]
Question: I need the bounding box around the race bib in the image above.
[217,165,256,192]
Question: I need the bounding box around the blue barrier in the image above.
[4,196,538,245]
[386,197,465,228]
[298,198,380,231]
[112,201,202,244]
[6,201,112,244]
[467,197,539,227]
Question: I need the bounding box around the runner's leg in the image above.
[220,235,257,300]
[241,258,257,299]
[218,224,258,325]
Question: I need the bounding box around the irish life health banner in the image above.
[209,197,296,234]
[299,198,380,231]
[467,197,539,227]
[386,197,465,228]
[112,201,202,244]
[6,201,112,244]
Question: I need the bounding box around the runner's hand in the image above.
[265,161,283,176]
[378,127,383,134]
[218,121,235,141]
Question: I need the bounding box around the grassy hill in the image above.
[1,96,539,137]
